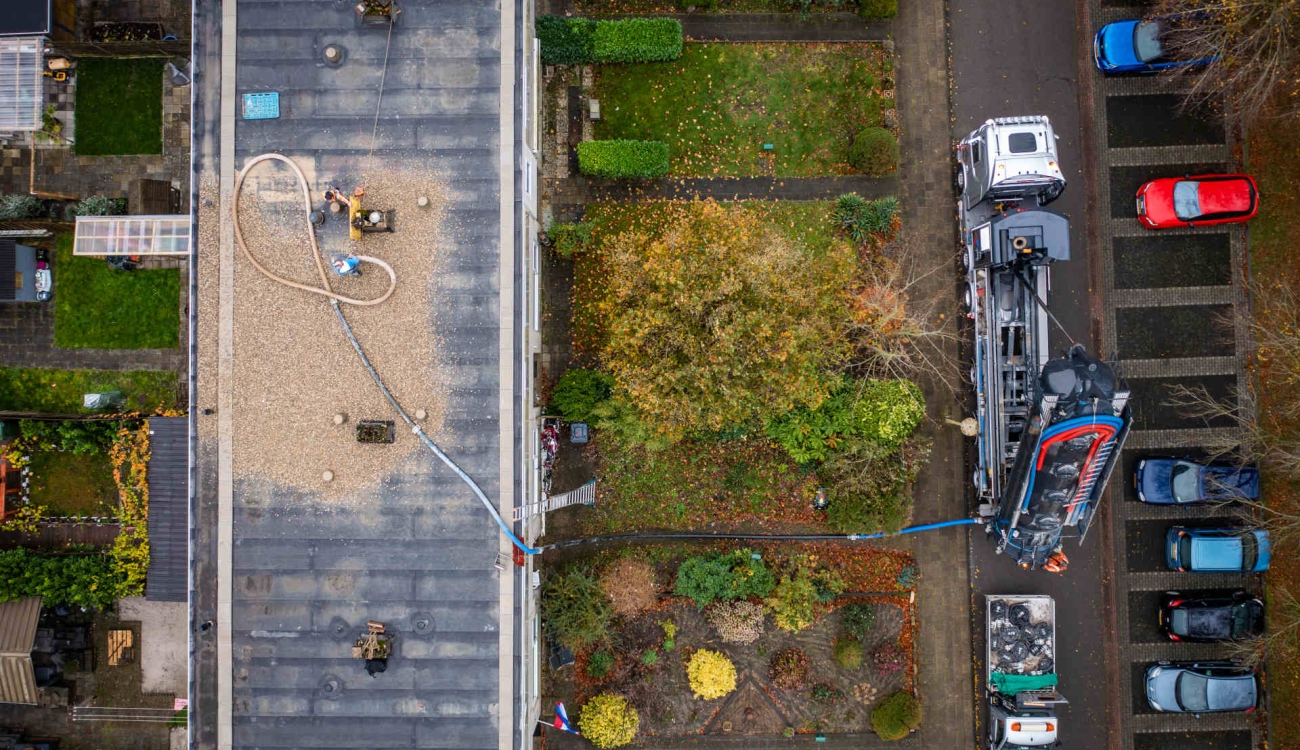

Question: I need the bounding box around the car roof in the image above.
[1192,177,1254,215]
[1189,534,1242,570]
[1206,674,1256,710]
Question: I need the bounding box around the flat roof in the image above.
[0,1,49,37]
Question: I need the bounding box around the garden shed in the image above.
[0,596,42,705]
[0,240,43,302]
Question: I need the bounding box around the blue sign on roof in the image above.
[242,92,280,120]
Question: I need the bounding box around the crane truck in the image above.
[959,116,1132,571]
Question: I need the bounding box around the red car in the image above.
[1136,174,1258,229]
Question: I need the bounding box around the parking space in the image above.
[1113,234,1231,289]
[1106,95,1225,147]
[1133,732,1254,750]
[1086,0,1262,747]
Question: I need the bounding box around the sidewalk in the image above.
[893,0,976,746]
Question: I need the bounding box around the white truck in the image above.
[986,595,1066,749]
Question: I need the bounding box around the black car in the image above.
[1160,591,1264,642]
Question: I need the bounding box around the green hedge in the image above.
[537,16,683,65]
[577,140,671,179]
[0,548,123,609]
[858,0,898,19]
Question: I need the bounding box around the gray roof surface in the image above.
[230,2,503,748]
[146,417,188,602]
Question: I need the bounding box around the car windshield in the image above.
[1241,533,1258,570]
[1173,181,1201,220]
[1133,21,1164,63]
[1176,672,1210,712]
[1170,609,1189,635]
[1179,535,1192,564]
[1232,605,1251,638]
[1171,463,1198,503]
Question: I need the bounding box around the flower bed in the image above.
[544,543,918,739]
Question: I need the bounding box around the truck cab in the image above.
[958,116,1065,210]
[988,700,1059,749]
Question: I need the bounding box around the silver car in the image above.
[1145,662,1257,715]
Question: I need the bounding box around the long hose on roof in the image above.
[230,152,541,556]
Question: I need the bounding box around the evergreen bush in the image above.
[674,549,775,608]
[551,369,615,422]
[871,690,921,740]
[848,127,898,176]
[841,603,877,640]
[577,140,671,179]
[541,568,613,649]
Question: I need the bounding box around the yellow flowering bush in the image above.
[580,693,639,749]
[686,649,737,700]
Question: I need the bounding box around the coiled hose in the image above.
[231,153,540,555]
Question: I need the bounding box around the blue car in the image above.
[1135,459,1260,505]
[1145,662,1257,714]
[1094,18,1213,74]
[1166,527,1270,573]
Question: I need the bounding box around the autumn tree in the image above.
[599,200,856,440]
[1154,0,1300,124]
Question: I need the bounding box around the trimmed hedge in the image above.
[537,16,683,65]
[577,140,670,179]
[849,127,898,176]
[0,548,123,609]
[871,690,921,740]
[858,0,898,19]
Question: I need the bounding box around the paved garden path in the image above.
[594,12,892,41]
[548,174,898,205]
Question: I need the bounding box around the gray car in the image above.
[1145,662,1257,715]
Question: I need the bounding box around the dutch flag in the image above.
[553,702,579,735]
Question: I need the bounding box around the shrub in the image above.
[832,194,900,243]
[552,369,615,423]
[828,488,910,535]
[592,18,684,64]
[768,648,810,690]
[75,196,124,217]
[599,558,660,618]
[577,140,671,179]
[810,683,845,704]
[0,194,44,220]
[687,649,737,700]
[537,16,682,65]
[536,15,596,65]
[549,220,593,258]
[591,398,676,451]
[0,548,123,609]
[765,565,843,632]
[858,0,898,19]
[873,642,906,676]
[767,377,921,464]
[707,600,765,644]
[871,690,921,741]
[764,387,856,464]
[674,549,775,608]
[19,418,122,456]
[580,693,640,748]
[642,648,659,666]
[661,620,677,650]
[541,568,613,649]
[587,651,614,678]
[848,127,898,177]
[841,603,877,640]
[856,379,925,448]
[833,636,863,670]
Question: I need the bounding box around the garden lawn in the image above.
[593,43,892,176]
[74,58,164,156]
[572,200,839,355]
[27,451,119,517]
[0,367,179,414]
[54,234,180,349]
[1247,113,1300,750]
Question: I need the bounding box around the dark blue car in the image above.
[1094,18,1214,74]
[1135,459,1259,505]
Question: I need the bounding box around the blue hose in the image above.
[851,517,983,540]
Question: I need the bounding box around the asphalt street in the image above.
[950,1,1112,749]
